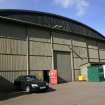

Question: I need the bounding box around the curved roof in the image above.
[0,9,104,41]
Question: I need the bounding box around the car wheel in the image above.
[25,86,31,93]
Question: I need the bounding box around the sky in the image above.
[0,0,105,36]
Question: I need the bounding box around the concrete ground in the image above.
[0,82,105,105]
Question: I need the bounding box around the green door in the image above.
[54,51,72,83]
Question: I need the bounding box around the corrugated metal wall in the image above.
[0,22,27,91]
[0,20,105,88]
[28,26,52,70]
[53,32,105,80]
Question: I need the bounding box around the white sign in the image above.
[103,65,105,78]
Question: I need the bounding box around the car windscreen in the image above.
[26,76,38,81]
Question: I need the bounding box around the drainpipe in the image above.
[50,25,63,69]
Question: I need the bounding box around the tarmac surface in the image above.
[0,82,105,105]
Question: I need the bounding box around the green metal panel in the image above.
[88,65,104,82]
[54,51,72,83]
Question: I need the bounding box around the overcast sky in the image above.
[0,0,105,36]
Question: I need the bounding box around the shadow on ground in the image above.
[0,91,27,101]
[0,87,56,101]
[34,87,56,94]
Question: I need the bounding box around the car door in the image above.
[19,76,26,90]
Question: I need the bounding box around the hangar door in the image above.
[54,51,72,83]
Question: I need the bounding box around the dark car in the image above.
[14,75,49,93]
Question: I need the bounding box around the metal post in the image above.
[86,41,90,63]
[98,48,100,62]
[50,25,63,70]
[71,40,75,81]
[50,30,54,69]
[26,26,30,75]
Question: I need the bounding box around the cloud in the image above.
[53,0,89,16]
[54,0,73,8]
[76,0,89,16]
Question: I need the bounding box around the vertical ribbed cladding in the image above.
[0,19,27,91]
[0,9,105,88]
